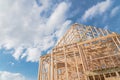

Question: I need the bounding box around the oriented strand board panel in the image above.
[38,23,120,80]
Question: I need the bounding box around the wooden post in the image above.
[51,53,54,80]
[55,55,57,80]
[93,75,95,80]
[48,60,50,80]
[38,58,42,80]
[40,58,43,80]
[106,40,116,67]
[77,45,88,80]
[73,51,80,80]
[63,46,69,80]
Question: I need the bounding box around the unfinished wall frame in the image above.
[38,23,120,80]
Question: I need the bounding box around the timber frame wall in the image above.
[38,23,120,80]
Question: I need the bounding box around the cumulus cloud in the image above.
[47,2,70,32]
[81,0,112,22]
[110,6,120,17]
[13,47,24,60]
[0,71,26,80]
[0,0,71,62]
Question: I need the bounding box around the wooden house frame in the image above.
[38,23,120,80]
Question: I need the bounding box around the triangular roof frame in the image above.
[55,23,112,48]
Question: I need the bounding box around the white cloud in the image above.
[81,0,112,22]
[13,47,24,60]
[55,20,72,40]
[25,48,40,62]
[0,71,26,80]
[110,6,120,17]
[0,0,71,62]
[47,2,70,32]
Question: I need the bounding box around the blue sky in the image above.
[0,0,120,80]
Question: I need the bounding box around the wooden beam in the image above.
[63,46,69,80]
[51,53,54,80]
[73,51,80,80]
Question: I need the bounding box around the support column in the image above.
[77,45,87,80]
[73,51,80,80]
[39,58,43,80]
[51,53,54,80]
[48,60,50,80]
[63,46,69,80]
[55,55,58,80]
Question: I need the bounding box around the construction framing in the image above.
[38,23,120,80]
